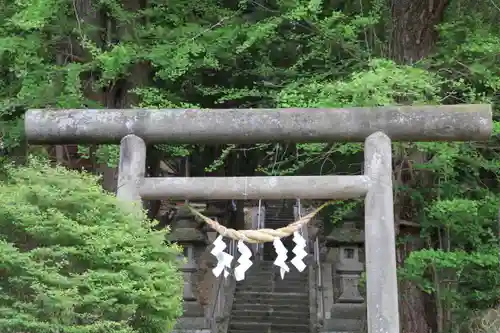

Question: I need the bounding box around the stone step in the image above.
[236,274,309,286]
[265,210,294,215]
[236,281,308,290]
[265,216,294,219]
[264,221,295,225]
[236,287,308,294]
[242,272,308,279]
[266,208,295,214]
[229,318,308,326]
[233,295,308,303]
[228,328,308,333]
[266,206,294,210]
[266,205,294,210]
[229,321,309,332]
[233,291,308,297]
[232,308,307,316]
[322,319,364,332]
[320,330,362,333]
[265,211,294,214]
[269,212,294,214]
[236,277,309,286]
[233,294,308,306]
[231,302,309,312]
[231,312,308,325]
[236,286,309,294]
[240,278,309,286]
[243,272,308,279]
[265,212,293,214]
[241,273,308,281]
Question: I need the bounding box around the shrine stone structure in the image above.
[25,105,493,333]
[167,206,210,331]
[324,221,367,332]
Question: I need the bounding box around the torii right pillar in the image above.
[365,131,399,333]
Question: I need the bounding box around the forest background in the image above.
[0,0,499,332]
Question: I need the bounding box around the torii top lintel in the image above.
[25,105,492,144]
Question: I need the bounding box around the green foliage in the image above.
[399,195,499,330]
[278,59,442,108]
[0,158,183,333]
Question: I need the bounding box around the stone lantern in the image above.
[167,206,208,330]
[325,221,365,303]
[322,221,366,333]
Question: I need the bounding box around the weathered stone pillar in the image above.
[364,132,400,333]
[116,134,146,205]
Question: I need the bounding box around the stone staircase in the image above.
[228,201,311,333]
[228,261,310,333]
[263,201,296,261]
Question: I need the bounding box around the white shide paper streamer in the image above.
[273,237,290,279]
[210,235,233,278]
[234,240,253,281]
[290,230,307,272]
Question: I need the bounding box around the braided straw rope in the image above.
[186,201,333,243]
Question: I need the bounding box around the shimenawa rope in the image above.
[186,201,332,243]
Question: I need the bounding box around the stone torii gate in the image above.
[25,105,492,333]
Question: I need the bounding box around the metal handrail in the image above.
[257,200,263,261]
[314,236,324,323]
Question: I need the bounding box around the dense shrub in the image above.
[0,159,183,333]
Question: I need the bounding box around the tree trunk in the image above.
[390,1,449,332]
[397,227,438,333]
[391,0,449,64]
